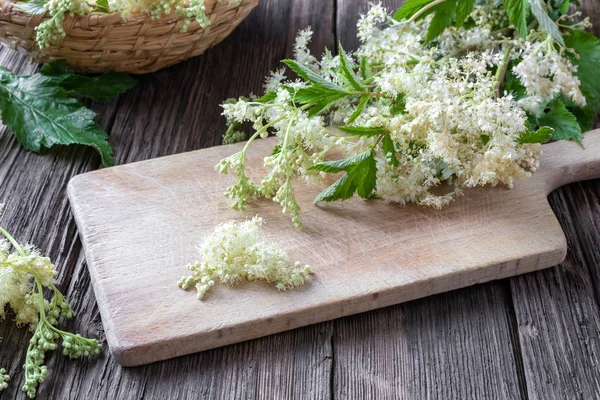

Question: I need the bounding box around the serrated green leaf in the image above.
[257,90,277,103]
[564,31,600,131]
[338,44,364,92]
[355,151,377,198]
[0,67,114,166]
[390,93,407,115]
[538,99,582,143]
[283,59,349,94]
[294,86,348,104]
[313,174,355,203]
[426,0,457,42]
[39,61,136,103]
[360,58,373,82]
[311,150,372,173]
[293,86,348,116]
[394,0,473,41]
[14,0,47,15]
[558,0,570,13]
[518,126,554,143]
[313,150,377,202]
[455,0,476,26]
[348,95,370,124]
[382,134,399,167]
[529,0,564,46]
[503,0,529,38]
[337,125,385,137]
[394,0,436,20]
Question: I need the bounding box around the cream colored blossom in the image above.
[178,217,312,299]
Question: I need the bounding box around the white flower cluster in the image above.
[0,239,55,326]
[217,2,591,224]
[0,367,8,391]
[31,0,238,48]
[514,34,586,113]
[219,88,335,226]
[178,217,312,299]
[0,213,101,397]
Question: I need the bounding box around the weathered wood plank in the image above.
[507,2,600,398]
[333,283,527,399]
[0,45,119,400]
[331,1,526,398]
[509,185,600,400]
[1,0,336,398]
[2,0,600,399]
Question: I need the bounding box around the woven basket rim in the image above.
[0,0,221,20]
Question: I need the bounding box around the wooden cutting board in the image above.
[68,130,600,367]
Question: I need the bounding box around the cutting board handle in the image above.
[539,129,600,195]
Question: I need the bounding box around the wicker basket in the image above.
[0,0,260,73]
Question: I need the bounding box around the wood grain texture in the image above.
[0,0,336,398]
[1,0,600,398]
[333,283,525,399]
[67,132,600,366]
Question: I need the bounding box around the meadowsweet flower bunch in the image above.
[218,0,600,226]
[19,0,239,48]
[178,217,312,299]
[0,207,101,398]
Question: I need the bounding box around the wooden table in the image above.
[1,1,599,398]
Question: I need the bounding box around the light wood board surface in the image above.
[67,130,600,367]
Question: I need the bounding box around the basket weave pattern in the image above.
[0,0,260,73]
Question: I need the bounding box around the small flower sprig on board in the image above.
[0,206,101,399]
[178,217,312,299]
[218,0,600,227]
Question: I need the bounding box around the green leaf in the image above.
[481,134,490,145]
[293,86,349,116]
[529,0,564,46]
[337,125,385,137]
[538,99,582,143]
[0,67,114,166]
[502,0,529,38]
[394,0,436,20]
[257,90,277,103]
[338,45,364,92]
[39,61,137,103]
[14,0,47,14]
[558,0,570,13]
[293,86,347,104]
[283,59,349,94]
[382,134,399,167]
[390,93,407,115]
[347,95,370,124]
[313,150,377,202]
[313,174,355,203]
[564,31,600,131]
[360,58,373,82]
[96,0,108,7]
[311,150,372,173]
[502,61,527,99]
[455,0,476,27]
[518,126,554,143]
[394,0,474,41]
[426,0,457,42]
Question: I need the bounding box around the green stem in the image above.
[409,0,447,23]
[495,45,514,98]
[241,115,287,154]
[0,226,26,257]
